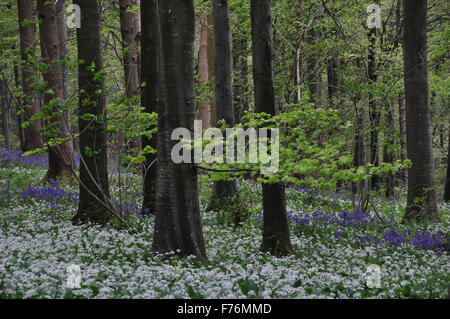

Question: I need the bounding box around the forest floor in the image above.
[0,150,449,299]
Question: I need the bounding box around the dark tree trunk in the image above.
[72,0,112,224]
[37,0,74,180]
[368,26,380,190]
[141,0,158,215]
[0,71,11,150]
[13,61,26,151]
[383,101,395,198]
[210,0,239,218]
[151,0,207,260]
[120,0,141,100]
[398,94,408,185]
[17,0,43,151]
[250,0,292,256]
[327,58,339,108]
[444,125,450,202]
[402,0,439,222]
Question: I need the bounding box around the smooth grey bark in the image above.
[210,0,239,219]
[17,0,43,151]
[402,0,439,222]
[250,0,293,256]
[72,0,112,224]
[141,0,158,215]
[151,0,207,260]
[198,12,210,130]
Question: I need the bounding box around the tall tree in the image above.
[0,69,10,149]
[207,11,216,127]
[151,0,207,259]
[368,16,380,190]
[17,0,43,151]
[13,61,25,151]
[37,0,74,180]
[197,8,210,130]
[402,0,439,222]
[141,0,158,215]
[209,0,239,218]
[72,0,112,224]
[444,125,450,202]
[250,0,292,256]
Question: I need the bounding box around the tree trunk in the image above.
[327,58,339,108]
[383,101,395,198]
[444,125,450,202]
[250,0,292,256]
[151,0,207,260]
[13,61,26,151]
[37,0,74,180]
[207,12,216,128]
[368,26,380,190]
[197,11,210,130]
[209,0,239,218]
[402,0,439,222]
[17,0,43,151]
[398,94,408,185]
[55,0,74,162]
[141,0,158,215]
[72,0,112,224]
[232,16,249,123]
[0,71,11,150]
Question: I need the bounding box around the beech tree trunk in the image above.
[207,12,216,128]
[402,0,439,222]
[141,0,158,215]
[210,0,239,218]
[368,26,380,190]
[72,0,112,224]
[13,61,25,151]
[383,101,395,198]
[444,125,450,202]
[0,71,10,150]
[37,0,74,180]
[398,94,408,185]
[250,0,293,256]
[151,0,207,260]
[17,0,43,151]
[198,11,210,130]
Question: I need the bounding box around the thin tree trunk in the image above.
[119,0,141,153]
[72,0,112,224]
[17,0,43,151]
[151,0,207,260]
[0,70,11,150]
[37,0,74,180]
[251,0,293,256]
[209,0,239,222]
[368,25,380,190]
[55,0,74,162]
[383,101,395,198]
[402,0,439,222]
[398,94,408,185]
[13,61,26,151]
[141,0,158,215]
[444,125,450,202]
[198,11,210,130]
[207,12,216,128]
